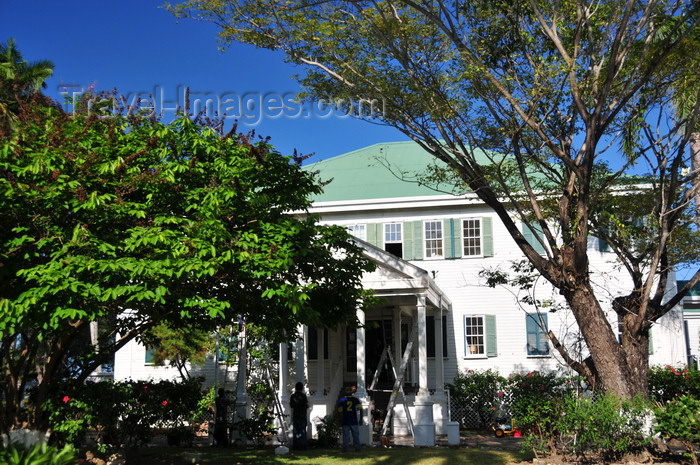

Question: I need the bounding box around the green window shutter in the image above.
[413,221,423,259]
[366,223,382,247]
[523,223,545,254]
[485,314,497,357]
[482,217,494,257]
[403,221,423,260]
[403,221,414,260]
[526,313,550,356]
[444,218,461,259]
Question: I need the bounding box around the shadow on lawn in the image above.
[130,445,532,465]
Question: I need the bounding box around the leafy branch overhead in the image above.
[168,0,699,399]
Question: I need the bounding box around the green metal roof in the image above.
[304,141,459,202]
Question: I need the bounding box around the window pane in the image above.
[465,316,485,355]
[347,224,366,241]
[385,223,402,242]
[463,218,482,256]
[145,347,155,365]
[425,221,443,258]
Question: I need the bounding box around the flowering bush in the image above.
[45,377,207,450]
[649,365,700,403]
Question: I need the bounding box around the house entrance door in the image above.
[366,320,393,386]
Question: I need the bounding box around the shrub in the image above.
[513,392,653,460]
[510,394,563,457]
[447,369,507,427]
[559,394,652,461]
[654,395,700,465]
[314,415,340,447]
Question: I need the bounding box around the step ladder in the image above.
[369,324,417,441]
[262,358,290,445]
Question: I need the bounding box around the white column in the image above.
[436,306,445,391]
[356,308,367,397]
[296,326,306,384]
[232,322,249,444]
[393,313,402,371]
[417,295,429,396]
[355,307,372,445]
[433,304,449,435]
[413,294,435,447]
[279,342,290,405]
[236,324,248,402]
[316,329,325,397]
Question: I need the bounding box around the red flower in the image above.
[162,400,168,406]
[498,392,504,397]
[62,396,70,403]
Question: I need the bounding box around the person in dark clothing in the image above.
[214,388,231,447]
[289,382,309,450]
[337,385,362,452]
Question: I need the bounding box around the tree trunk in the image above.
[620,312,651,398]
[564,286,638,398]
[692,131,700,225]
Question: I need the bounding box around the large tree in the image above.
[0,93,374,433]
[169,0,700,398]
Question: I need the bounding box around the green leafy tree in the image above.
[143,323,214,381]
[0,93,374,434]
[169,0,700,398]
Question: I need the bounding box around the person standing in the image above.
[337,385,362,452]
[289,382,309,450]
[214,388,231,447]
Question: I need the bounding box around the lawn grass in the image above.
[134,445,533,465]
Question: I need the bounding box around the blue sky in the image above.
[0,0,407,163]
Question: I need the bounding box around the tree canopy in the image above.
[169,0,700,398]
[0,92,374,432]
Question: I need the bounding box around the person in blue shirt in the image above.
[337,385,362,452]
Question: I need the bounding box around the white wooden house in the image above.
[114,140,687,446]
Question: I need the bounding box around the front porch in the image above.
[232,241,459,447]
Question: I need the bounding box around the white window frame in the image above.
[462,218,482,257]
[384,223,402,245]
[347,223,366,241]
[464,315,486,357]
[424,220,444,259]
